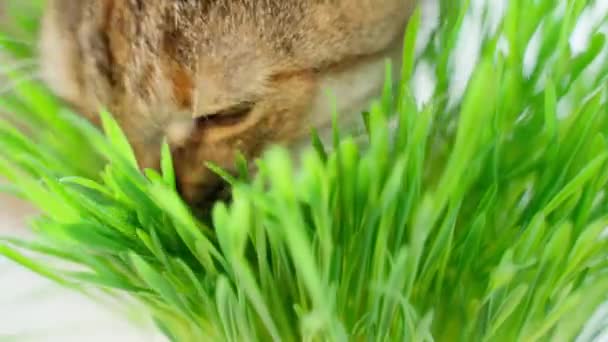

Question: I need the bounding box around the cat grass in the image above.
[1,0,608,341]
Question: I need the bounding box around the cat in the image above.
[39,0,415,207]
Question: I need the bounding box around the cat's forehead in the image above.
[131,1,306,55]
[42,0,412,116]
[103,1,307,101]
[97,0,304,76]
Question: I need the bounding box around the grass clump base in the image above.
[1,0,608,341]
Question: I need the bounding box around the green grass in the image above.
[1,0,608,341]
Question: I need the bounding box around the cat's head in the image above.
[39,0,412,207]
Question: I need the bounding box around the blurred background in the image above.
[0,191,166,341]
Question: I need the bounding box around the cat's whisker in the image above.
[0,59,39,75]
[0,36,36,47]
[0,73,42,96]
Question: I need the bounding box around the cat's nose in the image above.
[175,171,231,210]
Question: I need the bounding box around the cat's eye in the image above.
[196,102,254,128]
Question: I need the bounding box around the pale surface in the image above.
[0,193,168,341]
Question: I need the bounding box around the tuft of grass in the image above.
[1,0,608,341]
